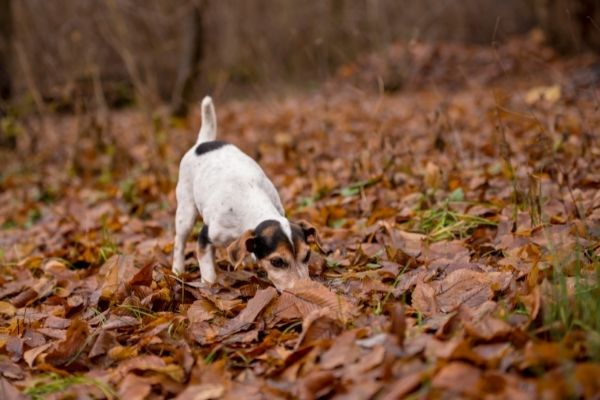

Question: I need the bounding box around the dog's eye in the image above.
[302,250,311,263]
[270,257,288,268]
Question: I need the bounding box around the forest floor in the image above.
[1,34,600,399]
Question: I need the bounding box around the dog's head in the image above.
[227,219,322,291]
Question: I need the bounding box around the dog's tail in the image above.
[197,96,217,143]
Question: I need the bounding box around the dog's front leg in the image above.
[198,245,216,284]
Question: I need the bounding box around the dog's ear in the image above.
[298,220,325,253]
[227,230,256,269]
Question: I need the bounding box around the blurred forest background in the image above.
[0,0,598,118]
[0,0,599,169]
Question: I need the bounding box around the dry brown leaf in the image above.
[97,254,137,306]
[117,373,156,400]
[296,370,336,400]
[344,345,385,380]
[296,308,343,348]
[187,299,216,324]
[464,315,513,341]
[108,345,139,361]
[415,269,512,315]
[411,281,438,315]
[23,343,53,368]
[574,363,600,399]
[521,341,570,369]
[0,356,24,380]
[45,319,89,367]
[282,279,354,321]
[128,262,155,287]
[380,371,424,400]
[0,301,16,317]
[0,377,27,400]
[431,361,482,396]
[218,287,277,337]
[424,161,441,190]
[174,383,225,400]
[102,314,141,330]
[89,330,118,358]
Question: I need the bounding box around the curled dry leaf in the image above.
[413,269,512,315]
[464,315,513,341]
[118,373,156,400]
[44,319,89,368]
[276,279,355,322]
[97,255,137,307]
[0,356,24,380]
[0,377,26,400]
[296,308,343,348]
[174,383,225,400]
[187,299,216,324]
[431,361,482,397]
[128,262,155,287]
[380,371,424,400]
[218,287,277,338]
[23,343,52,368]
[0,301,16,317]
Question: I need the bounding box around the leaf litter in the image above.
[1,35,600,398]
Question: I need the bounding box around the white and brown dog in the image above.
[172,97,320,291]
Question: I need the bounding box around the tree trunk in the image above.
[0,0,14,148]
[533,0,600,53]
[172,0,206,118]
[0,0,12,101]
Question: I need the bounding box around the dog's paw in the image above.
[199,261,217,285]
[199,277,217,287]
[172,264,185,276]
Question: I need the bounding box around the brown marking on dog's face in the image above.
[227,220,321,291]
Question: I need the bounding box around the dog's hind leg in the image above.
[172,181,197,275]
[197,224,217,284]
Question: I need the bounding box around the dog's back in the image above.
[177,97,285,245]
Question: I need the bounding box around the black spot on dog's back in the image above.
[198,224,210,249]
[195,140,229,156]
[252,220,291,259]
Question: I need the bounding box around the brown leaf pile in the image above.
[1,36,600,398]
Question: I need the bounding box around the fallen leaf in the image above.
[128,262,155,287]
[0,377,27,400]
[296,308,343,348]
[218,287,277,337]
[431,361,482,396]
[525,84,561,104]
[187,299,216,324]
[89,330,118,358]
[0,301,16,317]
[281,279,354,321]
[464,315,512,341]
[23,343,53,368]
[45,319,89,367]
[0,356,24,379]
[574,363,600,399]
[296,370,335,400]
[118,373,155,400]
[412,281,438,314]
[174,383,225,400]
[380,371,424,400]
[97,255,137,307]
[102,314,141,330]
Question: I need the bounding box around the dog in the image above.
[172,97,321,291]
